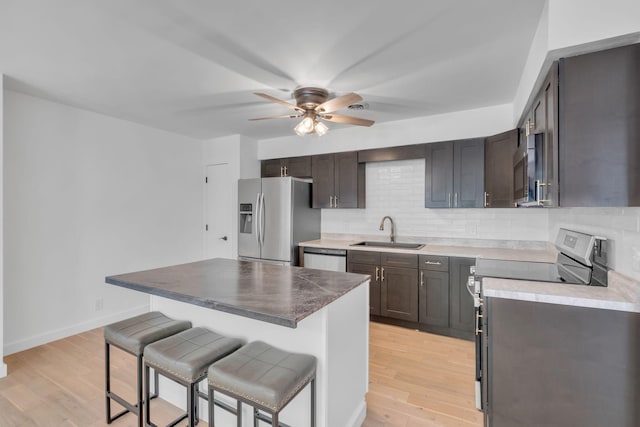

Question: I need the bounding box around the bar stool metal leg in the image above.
[105,341,140,425]
[311,378,316,427]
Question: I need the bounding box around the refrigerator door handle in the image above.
[260,192,266,246]
[255,193,261,247]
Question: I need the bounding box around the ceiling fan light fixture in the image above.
[251,87,374,136]
[314,120,328,136]
[294,115,315,136]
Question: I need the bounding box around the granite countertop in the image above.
[300,238,557,262]
[106,258,370,328]
[482,271,640,313]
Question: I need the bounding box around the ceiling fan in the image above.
[249,87,375,136]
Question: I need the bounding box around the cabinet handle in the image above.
[424,260,442,265]
[284,165,288,176]
[375,267,380,281]
[448,193,451,208]
[329,196,333,208]
[334,196,338,208]
[420,271,424,288]
[455,192,459,208]
[484,191,489,207]
[476,310,483,334]
[381,267,385,282]
[280,166,284,177]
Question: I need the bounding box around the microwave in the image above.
[513,132,549,207]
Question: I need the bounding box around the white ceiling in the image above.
[0,0,546,140]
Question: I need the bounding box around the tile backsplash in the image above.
[322,159,549,241]
[321,158,640,280]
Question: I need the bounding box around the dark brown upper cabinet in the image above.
[558,43,640,206]
[484,129,518,208]
[515,62,559,207]
[311,151,365,209]
[261,156,312,178]
[425,138,485,208]
[357,144,425,163]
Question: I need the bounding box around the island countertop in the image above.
[106,258,370,328]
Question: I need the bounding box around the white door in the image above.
[205,163,233,259]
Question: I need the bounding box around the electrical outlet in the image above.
[95,298,104,311]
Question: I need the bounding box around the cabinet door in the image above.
[449,257,475,333]
[283,156,312,178]
[540,63,558,207]
[559,45,640,206]
[381,266,418,322]
[261,159,283,177]
[485,130,518,208]
[348,262,381,316]
[334,151,360,208]
[425,142,453,208]
[453,139,485,208]
[311,154,335,208]
[419,270,450,327]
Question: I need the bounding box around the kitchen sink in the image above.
[350,241,425,250]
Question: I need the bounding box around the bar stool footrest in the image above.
[255,410,292,427]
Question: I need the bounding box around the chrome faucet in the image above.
[379,216,395,243]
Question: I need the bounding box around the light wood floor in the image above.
[0,322,481,427]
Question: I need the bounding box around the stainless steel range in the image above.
[468,228,609,412]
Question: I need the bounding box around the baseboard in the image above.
[4,304,149,355]
[0,362,7,378]
[346,399,367,427]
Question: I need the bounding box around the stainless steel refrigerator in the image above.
[238,177,320,265]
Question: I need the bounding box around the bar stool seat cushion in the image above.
[208,341,317,412]
[144,327,243,383]
[104,311,191,355]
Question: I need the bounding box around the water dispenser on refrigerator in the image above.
[239,203,253,234]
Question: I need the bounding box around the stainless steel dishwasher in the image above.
[302,247,347,272]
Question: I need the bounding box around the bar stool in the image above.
[143,327,243,427]
[207,341,317,427]
[104,311,191,427]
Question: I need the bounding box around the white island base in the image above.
[150,282,369,427]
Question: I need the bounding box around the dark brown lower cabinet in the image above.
[348,250,473,339]
[449,257,475,335]
[348,250,417,323]
[348,262,380,316]
[418,256,475,340]
[419,270,449,327]
[485,297,640,427]
[381,266,418,322]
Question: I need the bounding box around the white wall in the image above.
[203,134,259,258]
[3,91,204,355]
[547,0,640,51]
[258,104,513,159]
[513,0,640,124]
[323,159,549,243]
[0,75,6,376]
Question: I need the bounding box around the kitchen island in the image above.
[106,258,370,427]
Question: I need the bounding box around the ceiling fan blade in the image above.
[254,93,303,112]
[320,113,375,127]
[248,114,301,121]
[315,93,363,113]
